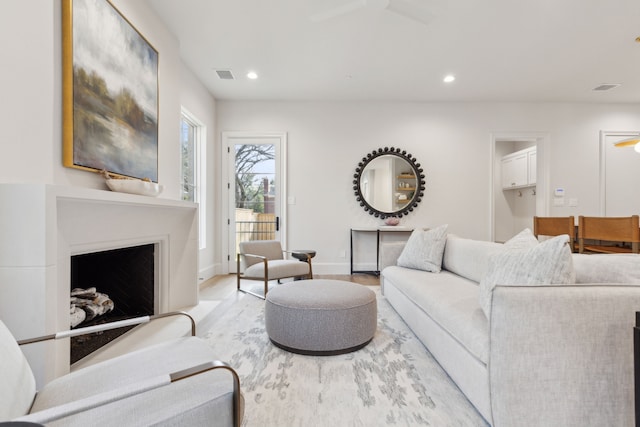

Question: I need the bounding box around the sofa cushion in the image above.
[572,253,640,283]
[382,266,489,364]
[442,236,505,283]
[479,235,575,319]
[397,224,448,273]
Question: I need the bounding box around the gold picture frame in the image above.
[62,0,159,181]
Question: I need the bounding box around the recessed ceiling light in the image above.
[247,71,258,80]
[443,75,455,83]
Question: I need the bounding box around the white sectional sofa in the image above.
[380,232,640,427]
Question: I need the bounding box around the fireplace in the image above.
[70,243,157,363]
[0,184,199,388]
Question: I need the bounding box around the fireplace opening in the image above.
[70,243,156,364]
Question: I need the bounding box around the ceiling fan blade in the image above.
[310,0,368,22]
[614,138,640,147]
[386,0,434,26]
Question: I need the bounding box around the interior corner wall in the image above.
[216,101,640,274]
[180,63,219,281]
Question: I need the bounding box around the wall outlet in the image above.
[568,198,578,207]
[553,198,565,207]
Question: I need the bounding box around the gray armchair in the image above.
[0,314,242,426]
[237,240,313,299]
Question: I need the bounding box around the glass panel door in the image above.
[225,134,285,272]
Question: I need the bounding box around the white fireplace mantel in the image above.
[0,184,199,387]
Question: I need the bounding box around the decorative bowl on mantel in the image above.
[105,178,163,197]
[101,170,163,197]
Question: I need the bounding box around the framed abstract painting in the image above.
[62,0,158,181]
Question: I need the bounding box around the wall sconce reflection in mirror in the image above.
[353,147,426,219]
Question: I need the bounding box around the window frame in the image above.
[180,108,206,250]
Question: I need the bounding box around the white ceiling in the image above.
[145,0,640,103]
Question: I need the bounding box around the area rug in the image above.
[204,289,488,427]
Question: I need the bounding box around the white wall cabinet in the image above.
[501,147,536,189]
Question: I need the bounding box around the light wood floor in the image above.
[199,273,380,302]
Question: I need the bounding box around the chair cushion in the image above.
[239,240,284,267]
[244,259,309,280]
[0,320,36,421]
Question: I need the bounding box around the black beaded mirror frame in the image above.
[353,147,426,219]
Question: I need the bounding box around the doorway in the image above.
[491,132,549,242]
[222,132,287,273]
[599,130,640,216]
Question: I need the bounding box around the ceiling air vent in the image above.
[592,84,620,91]
[215,69,235,80]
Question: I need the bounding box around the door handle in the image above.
[276,216,280,231]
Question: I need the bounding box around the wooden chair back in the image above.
[533,216,576,251]
[578,215,640,254]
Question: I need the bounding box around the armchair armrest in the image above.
[17,311,196,346]
[240,252,268,261]
[489,284,640,427]
[16,360,242,427]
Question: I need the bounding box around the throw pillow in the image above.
[479,234,575,319]
[504,228,539,250]
[397,224,448,273]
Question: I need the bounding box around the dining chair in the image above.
[237,240,313,299]
[533,216,576,251]
[578,215,640,254]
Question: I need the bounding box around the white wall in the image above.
[0,2,57,184]
[1,1,219,280]
[217,101,640,273]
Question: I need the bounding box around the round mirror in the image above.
[353,147,426,219]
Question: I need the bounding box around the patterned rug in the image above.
[204,288,488,427]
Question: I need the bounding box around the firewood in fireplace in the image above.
[70,304,86,328]
[69,287,115,327]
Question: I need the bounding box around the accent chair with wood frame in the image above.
[0,313,242,426]
[578,215,640,254]
[237,240,313,299]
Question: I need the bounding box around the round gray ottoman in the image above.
[265,279,377,355]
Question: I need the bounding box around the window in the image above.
[180,109,206,249]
